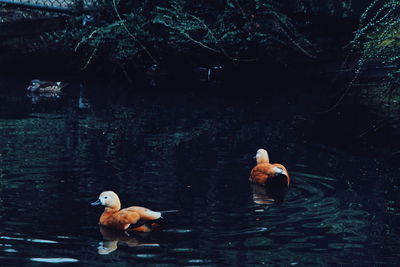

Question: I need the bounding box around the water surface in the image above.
[0,80,399,266]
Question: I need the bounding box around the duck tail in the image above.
[158,210,179,220]
[160,210,179,214]
[60,83,69,89]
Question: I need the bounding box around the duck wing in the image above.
[125,206,162,220]
[271,163,290,184]
[100,210,141,230]
[250,163,275,185]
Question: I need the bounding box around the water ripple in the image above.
[30,258,79,263]
[242,169,372,257]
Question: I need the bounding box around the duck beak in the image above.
[91,199,102,206]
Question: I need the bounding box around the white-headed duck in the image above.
[91,191,177,232]
[27,79,68,93]
[250,149,290,187]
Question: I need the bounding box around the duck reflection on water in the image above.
[97,226,159,255]
[251,183,288,204]
[27,91,61,104]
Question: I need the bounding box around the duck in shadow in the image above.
[97,226,159,255]
[249,148,290,202]
[78,84,91,109]
[27,79,68,94]
[91,191,178,232]
[193,65,223,82]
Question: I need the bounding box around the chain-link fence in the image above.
[0,0,99,22]
[0,0,98,11]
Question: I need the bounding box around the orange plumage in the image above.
[250,149,290,187]
[91,191,172,232]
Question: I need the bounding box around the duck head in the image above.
[91,191,121,210]
[27,79,41,92]
[255,149,270,164]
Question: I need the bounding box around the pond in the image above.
[0,78,399,266]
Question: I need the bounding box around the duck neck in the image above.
[104,205,120,213]
[105,197,121,211]
[257,154,269,164]
[100,207,120,221]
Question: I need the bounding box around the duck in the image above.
[250,148,290,188]
[27,79,68,93]
[91,191,177,232]
[193,65,223,82]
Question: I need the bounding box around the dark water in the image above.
[0,79,399,266]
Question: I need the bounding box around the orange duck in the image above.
[91,191,177,232]
[250,148,290,187]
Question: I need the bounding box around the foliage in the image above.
[349,0,400,115]
[46,0,320,69]
[37,0,371,71]
[283,0,356,17]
